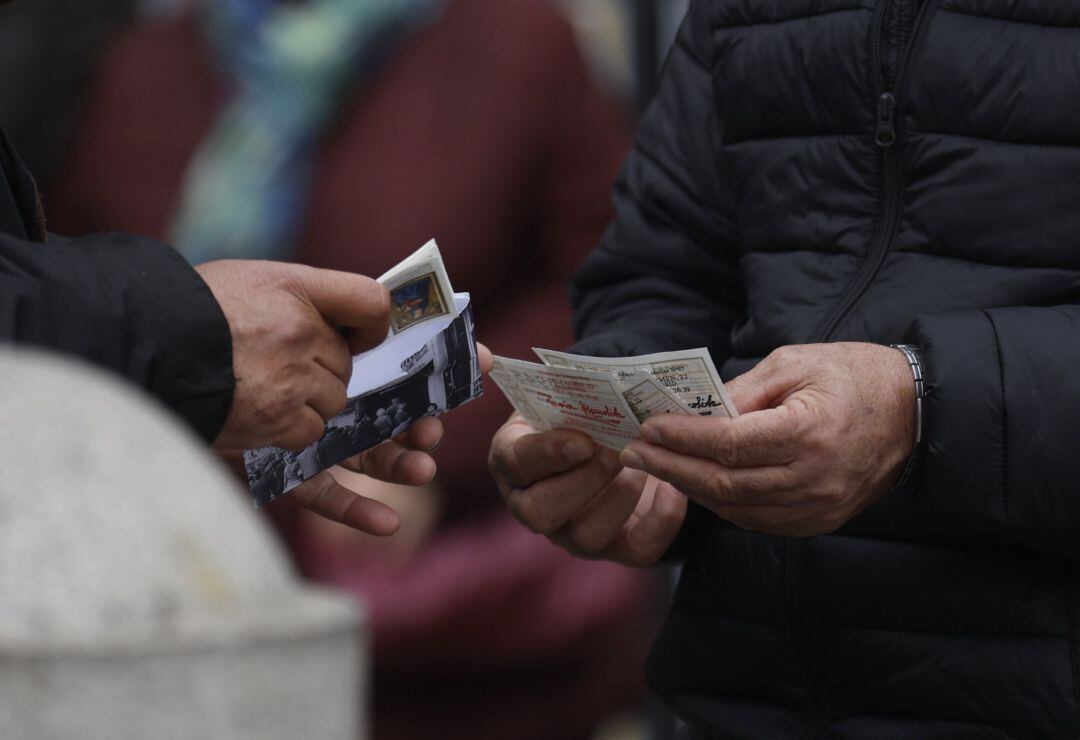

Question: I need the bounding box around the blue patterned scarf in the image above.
[169,0,444,263]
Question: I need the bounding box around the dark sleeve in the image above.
[568,2,738,559]
[0,231,234,442]
[904,305,1080,559]
[569,0,743,364]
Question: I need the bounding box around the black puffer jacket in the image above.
[0,128,233,442]
[571,1,1080,737]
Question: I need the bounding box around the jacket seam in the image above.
[712,6,869,32]
[906,128,1080,151]
[722,131,861,147]
[670,599,1071,640]
[633,142,729,228]
[826,709,1077,739]
[890,246,1080,273]
[982,310,1010,518]
[672,27,709,72]
[937,6,1080,31]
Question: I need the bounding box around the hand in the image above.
[488,414,687,566]
[213,418,439,534]
[288,415,444,534]
[287,343,492,533]
[196,260,390,451]
[620,343,915,537]
[299,476,444,563]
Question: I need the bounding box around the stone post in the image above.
[0,349,365,740]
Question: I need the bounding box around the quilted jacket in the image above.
[0,128,233,442]
[571,1,1080,737]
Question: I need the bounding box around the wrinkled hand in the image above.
[488,414,687,566]
[620,342,915,537]
[196,260,390,451]
[289,416,444,535]
[221,344,493,535]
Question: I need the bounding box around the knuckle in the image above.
[511,495,556,535]
[281,314,312,346]
[710,432,740,467]
[567,521,612,556]
[294,418,326,449]
[802,428,831,456]
[373,283,392,323]
[814,482,847,506]
[704,467,736,501]
[769,345,797,364]
[328,388,349,418]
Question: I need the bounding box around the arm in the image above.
[570,0,743,361]
[0,231,234,442]
[907,305,1080,558]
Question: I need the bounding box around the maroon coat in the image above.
[49,2,656,739]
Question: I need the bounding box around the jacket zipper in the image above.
[809,0,934,344]
[794,3,935,738]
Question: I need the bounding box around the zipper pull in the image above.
[875,92,896,147]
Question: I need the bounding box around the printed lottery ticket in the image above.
[489,356,642,450]
[620,373,692,423]
[532,347,738,418]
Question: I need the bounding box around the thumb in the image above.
[301,268,391,354]
[723,352,797,413]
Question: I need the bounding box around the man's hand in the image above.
[619,343,915,537]
[488,414,687,566]
[196,260,390,451]
[289,415,444,535]
[289,343,493,534]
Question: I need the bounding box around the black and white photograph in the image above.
[244,303,483,507]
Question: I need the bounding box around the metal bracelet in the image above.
[889,343,925,488]
[889,343,924,444]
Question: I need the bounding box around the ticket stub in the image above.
[532,347,737,418]
[620,373,693,423]
[489,356,642,450]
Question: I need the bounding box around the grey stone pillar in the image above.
[0,349,365,740]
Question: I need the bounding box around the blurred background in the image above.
[0,1,688,738]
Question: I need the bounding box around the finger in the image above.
[604,481,688,567]
[490,426,597,490]
[505,449,622,535]
[394,415,443,452]
[641,406,803,468]
[277,406,327,452]
[723,350,801,413]
[621,442,796,506]
[553,467,648,556]
[300,268,391,354]
[314,330,353,384]
[306,366,349,421]
[289,469,400,535]
[337,417,443,476]
[476,343,494,375]
[347,441,437,486]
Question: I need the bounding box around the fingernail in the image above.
[563,439,592,465]
[640,424,661,444]
[621,448,645,470]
